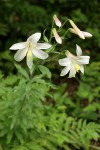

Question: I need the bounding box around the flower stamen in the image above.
[75,64,80,72]
[27,50,32,60]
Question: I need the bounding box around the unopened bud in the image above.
[52,28,62,44]
[53,14,62,27]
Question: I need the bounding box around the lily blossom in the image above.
[53,14,62,27]
[58,44,90,78]
[52,28,62,44]
[10,33,52,69]
[69,19,92,39]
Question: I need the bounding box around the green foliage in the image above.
[0,67,100,150]
[0,68,53,148]
[77,62,100,101]
[73,62,100,121]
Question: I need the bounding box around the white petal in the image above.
[32,49,48,59]
[27,33,41,43]
[68,64,76,78]
[26,51,33,70]
[69,28,92,39]
[65,50,76,59]
[78,56,90,64]
[58,58,71,66]
[14,48,28,62]
[82,31,92,38]
[10,42,27,50]
[76,44,82,56]
[60,66,70,76]
[69,20,85,39]
[37,43,52,50]
[80,65,84,74]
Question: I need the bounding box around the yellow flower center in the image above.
[75,64,80,72]
[26,41,34,60]
[27,50,32,60]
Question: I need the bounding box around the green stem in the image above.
[62,29,69,39]
[45,53,60,62]
[62,19,69,28]
[29,68,33,79]
[57,19,69,33]
[49,20,54,42]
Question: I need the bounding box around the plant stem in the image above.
[49,20,54,42]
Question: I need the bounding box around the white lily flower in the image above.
[52,28,62,44]
[58,44,90,78]
[69,19,92,39]
[53,14,62,27]
[10,33,52,69]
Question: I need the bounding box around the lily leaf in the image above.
[38,65,51,78]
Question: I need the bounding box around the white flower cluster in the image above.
[10,15,92,78]
[53,15,91,77]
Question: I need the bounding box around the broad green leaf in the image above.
[15,63,29,80]
[38,65,51,78]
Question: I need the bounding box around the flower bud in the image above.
[52,28,62,44]
[53,14,62,27]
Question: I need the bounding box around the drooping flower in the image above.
[69,19,92,39]
[10,33,52,69]
[58,44,90,78]
[53,14,62,27]
[52,28,62,44]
